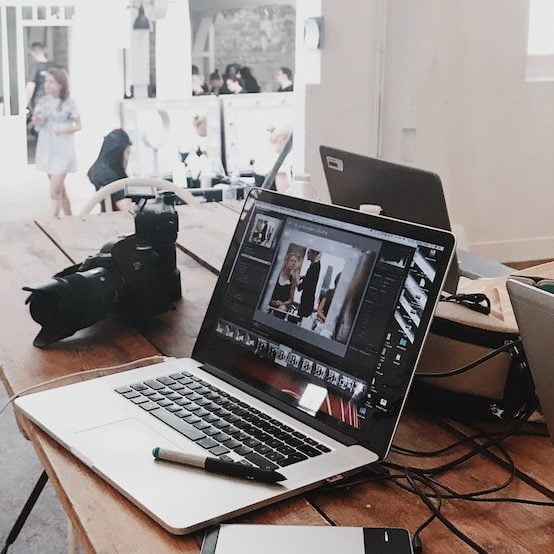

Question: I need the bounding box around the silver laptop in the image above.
[16,189,455,534]
[507,278,554,444]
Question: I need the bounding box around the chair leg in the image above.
[1,470,49,554]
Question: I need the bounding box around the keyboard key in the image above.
[188,393,202,402]
[222,439,241,450]
[214,420,230,429]
[292,431,306,439]
[244,438,261,448]
[150,409,205,441]
[222,413,241,423]
[317,445,331,453]
[157,399,172,407]
[166,392,181,401]
[196,398,211,407]
[197,437,218,449]
[204,427,221,437]
[213,433,231,443]
[279,453,308,467]
[183,414,201,424]
[149,393,164,402]
[305,438,318,446]
[265,451,286,462]
[225,426,240,436]
[244,453,278,471]
[235,445,252,456]
[115,386,132,394]
[168,382,185,391]
[140,401,159,411]
[220,455,234,463]
[123,390,140,399]
[157,376,176,386]
[276,445,296,456]
[169,373,186,379]
[210,445,230,457]
[166,405,182,413]
[176,377,193,385]
[189,375,201,382]
[297,445,322,457]
[175,398,192,407]
[141,389,156,397]
[157,388,174,397]
[202,414,219,423]
[187,405,201,412]
[254,444,272,455]
[143,379,164,390]
[181,370,193,377]
[195,386,210,395]
[195,408,210,418]
[130,383,148,391]
[187,382,202,390]
[193,421,211,430]
[131,396,148,404]
[235,432,250,442]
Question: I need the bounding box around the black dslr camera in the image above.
[24,188,181,347]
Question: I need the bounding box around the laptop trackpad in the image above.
[72,418,181,470]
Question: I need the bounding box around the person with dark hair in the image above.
[239,66,260,93]
[191,64,208,95]
[276,67,294,92]
[297,249,321,319]
[32,67,81,217]
[87,129,133,212]
[225,75,244,94]
[219,63,242,94]
[209,70,223,95]
[26,42,56,110]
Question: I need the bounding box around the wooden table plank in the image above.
[176,203,239,273]
[444,417,554,497]
[310,411,554,553]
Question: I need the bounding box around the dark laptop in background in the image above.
[320,146,512,293]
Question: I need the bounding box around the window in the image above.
[526,0,554,81]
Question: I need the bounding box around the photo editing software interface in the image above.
[210,200,446,436]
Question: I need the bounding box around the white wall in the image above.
[302,0,385,201]
[381,0,554,262]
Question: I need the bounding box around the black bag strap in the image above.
[441,292,491,315]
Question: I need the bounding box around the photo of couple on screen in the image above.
[255,224,379,356]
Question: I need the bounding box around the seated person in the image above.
[87,129,132,212]
[253,125,293,192]
[270,253,300,312]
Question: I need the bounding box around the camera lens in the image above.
[24,267,124,347]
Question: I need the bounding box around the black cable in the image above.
[419,339,521,378]
[404,469,488,553]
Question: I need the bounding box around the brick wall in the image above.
[212,5,295,93]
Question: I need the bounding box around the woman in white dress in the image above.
[32,67,81,217]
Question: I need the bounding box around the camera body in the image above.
[24,191,181,347]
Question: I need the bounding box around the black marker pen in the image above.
[152,447,286,484]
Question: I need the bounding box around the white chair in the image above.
[80,177,199,215]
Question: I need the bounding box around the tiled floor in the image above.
[0,386,67,553]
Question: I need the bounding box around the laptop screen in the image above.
[194,190,455,458]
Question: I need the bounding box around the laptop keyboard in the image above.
[114,370,331,470]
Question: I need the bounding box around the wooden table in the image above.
[1,202,553,553]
